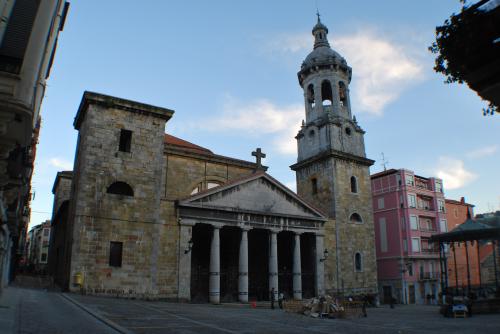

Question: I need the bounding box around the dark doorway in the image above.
[383,285,393,304]
[408,284,416,304]
[248,229,269,301]
[278,231,294,299]
[220,226,240,302]
[301,233,316,298]
[191,224,212,302]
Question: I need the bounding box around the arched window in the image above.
[190,181,223,195]
[107,182,134,196]
[321,80,333,106]
[350,213,363,223]
[339,82,347,106]
[354,252,363,272]
[207,182,222,189]
[350,176,358,193]
[307,84,315,108]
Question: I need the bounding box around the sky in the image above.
[29,0,500,229]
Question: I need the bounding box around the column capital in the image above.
[239,224,252,232]
[178,218,196,226]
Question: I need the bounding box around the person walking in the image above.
[278,292,284,309]
[270,287,276,309]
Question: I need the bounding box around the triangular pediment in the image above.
[179,173,326,221]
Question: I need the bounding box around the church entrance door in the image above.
[220,226,240,302]
[190,223,211,302]
[301,233,316,298]
[248,229,269,301]
[278,231,294,299]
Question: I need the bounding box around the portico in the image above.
[177,173,327,303]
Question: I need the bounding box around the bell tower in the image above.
[291,15,378,295]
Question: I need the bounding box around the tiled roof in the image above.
[164,134,213,154]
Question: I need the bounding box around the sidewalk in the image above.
[0,287,20,334]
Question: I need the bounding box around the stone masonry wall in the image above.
[331,159,377,294]
[68,100,256,299]
[69,102,168,298]
[296,157,378,295]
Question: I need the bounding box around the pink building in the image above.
[371,169,447,305]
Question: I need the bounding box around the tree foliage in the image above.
[429,0,499,115]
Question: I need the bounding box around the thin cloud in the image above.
[434,157,477,190]
[465,145,497,159]
[208,96,302,155]
[49,157,73,170]
[264,29,425,115]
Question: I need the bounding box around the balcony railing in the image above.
[421,247,439,254]
[419,271,439,280]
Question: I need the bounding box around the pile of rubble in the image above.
[284,295,364,319]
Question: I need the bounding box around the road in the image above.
[70,294,500,334]
[0,287,122,334]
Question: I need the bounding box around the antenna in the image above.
[381,152,389,171]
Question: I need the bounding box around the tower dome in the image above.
[298,14,350,87]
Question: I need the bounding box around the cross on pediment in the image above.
[252,148,266,169]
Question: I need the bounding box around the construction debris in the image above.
[283,295,366,319]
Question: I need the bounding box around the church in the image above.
[48,17,378,302]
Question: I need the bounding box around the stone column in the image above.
[293,232,302,300]
[209,226,220,304]
[315,233,325,297]
[238,228,249,302]
[269,230,278,301]
[178,222,193,301]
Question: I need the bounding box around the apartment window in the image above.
[41,253,47,262]
[379,218,388,252]
[119,129,132,152]
[437,199,445,213]
[408,194,416,208]
[378,197,385,209]
[454,209,458,218]
[406,174,414,186]
[411,238,421,252]
[401,216,406,230]
[403,239,408,252]
[408,263,413,276]
[439,219,448,233]
[43,229,49,236]
[109,241,123,267]
[410,215,418,230]
[0,0,40,74]
[435,180,443,193]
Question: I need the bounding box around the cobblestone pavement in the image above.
[69,294,500,334]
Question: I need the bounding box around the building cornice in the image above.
[290,149,374,170]
[74,91,174,130]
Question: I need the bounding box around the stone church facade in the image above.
[49,17,377,301]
